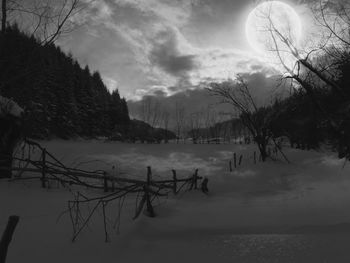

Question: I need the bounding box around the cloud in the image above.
[60,0,305,100]
[114,0,200,27]
[102,76,118,92]
[150,44,197,76]
[149,28,198,79]
[72,0,114,25]
[71,0,272,97]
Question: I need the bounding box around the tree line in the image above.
[0,24,130,139]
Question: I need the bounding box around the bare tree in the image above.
[139,97,161,129]
[174,102,185,144]
[150,100,161,128]
[253,0,350,157]
[1,0,83,45]
[209,75,272,161]
[313,0,350,53]
[188,111,204,144]
[204,106,214,143]
[161,109,170,143]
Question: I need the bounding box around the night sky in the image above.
[57,0,311,101]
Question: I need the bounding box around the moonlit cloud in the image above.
[58,0,308,99]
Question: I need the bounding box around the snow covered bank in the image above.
[2,141,350,262]
[0,96,23,117]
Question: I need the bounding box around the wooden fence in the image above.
[0,139,210,242]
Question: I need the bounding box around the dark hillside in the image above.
[0,25,129,139]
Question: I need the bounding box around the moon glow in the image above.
[245,1,302,54]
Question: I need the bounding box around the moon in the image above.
[245,1,302,54]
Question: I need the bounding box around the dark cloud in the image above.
[152,89,167,97]
[150,29,198,77]
[250,64,264,71]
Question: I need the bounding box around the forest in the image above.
[0,25,130,139]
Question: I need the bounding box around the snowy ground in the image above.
[2,141,350,262]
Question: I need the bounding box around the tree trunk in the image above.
[0,116,22,179]
[0,215,19,263]
[1,0,6,32]
[255,136,268,162]
[0,150,12,178]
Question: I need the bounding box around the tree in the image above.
[139,97,161,128]
[0,26,130,139]
[1,0,82,45]
[174,102,185,144]
[188,111,203,144]
[251,0,350,158]
[160,109,170,143]
[209,76,272,161]
[0,96,22,178]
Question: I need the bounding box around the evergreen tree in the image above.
[0,25,130,139]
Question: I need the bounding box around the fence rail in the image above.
[0,139,209,242]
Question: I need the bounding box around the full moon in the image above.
[245,1,302,54]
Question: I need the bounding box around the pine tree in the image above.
[0,25,131,139]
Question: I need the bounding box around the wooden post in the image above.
[102,202,109,242]
[239,155,243,166]
[233,153,237,168]
[144,186,155,217]
[41,148,46,188]
[229,160,232,172]
[111,165,116,191]
[189,169,198,190]
[103,171,108,192]
[144,166,155,217]
[147,166,152,184]
[194,169,198,189]
[172,169,177,195]
[254,151,256,164]
[201,178,209,194]
[0,215,19,263]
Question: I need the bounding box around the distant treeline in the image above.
[204,61,350,154]
[269,79,350,155]
[195,55,350,153]
[0,25,129,139]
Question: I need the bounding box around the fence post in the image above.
[254,151,256,164]
[145,166,155,217]
[111,165,116,191]
[147,166,152,184]
[233,153,237,168]
[239,155,243,166]
[144,186,155,217]
[41,148,46,188]
[172,169,177,195]
[0,215,19,263]
[194,169,198,189]
[103,171,108,192]
[201,178,209,194]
